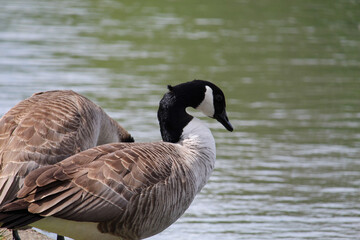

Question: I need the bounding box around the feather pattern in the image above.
[0,125,215,239]
[0,90,133,205]
[0,80,232,240]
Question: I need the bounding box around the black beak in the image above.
[214,110,233,132]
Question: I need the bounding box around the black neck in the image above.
[157,92,193,143]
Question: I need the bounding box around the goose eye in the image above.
[215,95,223,102]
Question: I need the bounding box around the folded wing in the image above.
[0,142,176,228]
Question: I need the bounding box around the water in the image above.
[1,0,360,239]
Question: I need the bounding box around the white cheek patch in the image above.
[196,85,215,117]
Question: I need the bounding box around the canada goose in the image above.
[0,80,233,240]
[0,90,134,240]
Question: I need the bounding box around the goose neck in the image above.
[157,92,193,143]
[180,117,216,154]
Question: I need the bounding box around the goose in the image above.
[0,80,233,240]
[0,90,134,240]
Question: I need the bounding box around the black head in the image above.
[167,80,233,132]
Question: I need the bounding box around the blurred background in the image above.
[1,0,360,239]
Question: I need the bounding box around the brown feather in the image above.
[0,90,133,206]
[1,143,176,225]
[0,124,217,239]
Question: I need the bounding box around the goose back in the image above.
[0,90,133,205]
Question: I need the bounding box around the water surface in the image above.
[1,1,360,239]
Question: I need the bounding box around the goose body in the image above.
[0,80,233,240]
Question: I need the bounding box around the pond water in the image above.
[1,0,360,239]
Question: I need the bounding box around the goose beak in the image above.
[214,110,233,132]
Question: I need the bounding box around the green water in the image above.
[1,0,360,239]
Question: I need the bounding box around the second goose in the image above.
[0,90,134,239]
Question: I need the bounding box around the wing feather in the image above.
[0,142,177,227]
[0,90,133,206]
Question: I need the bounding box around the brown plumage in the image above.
[0,80,233,240]
[0,90,134,205]
[0,141,201,240]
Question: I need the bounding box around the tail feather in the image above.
[0,211,43,229]
[0,199,43,229]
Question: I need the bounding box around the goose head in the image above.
[158,80,233,143]
[194,80,233,132]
